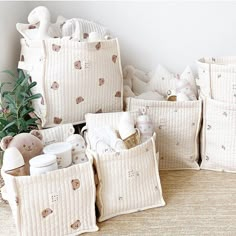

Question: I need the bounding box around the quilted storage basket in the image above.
[125,98,202,170]
[197,57,236,103]
[201,97,236,172]
[85,112,165,222]
[37,123,75,146]
[18,38,123,127]
[1,162,98,236]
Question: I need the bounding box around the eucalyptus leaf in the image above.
[2,120,17,132]
[0,69,42,142]
[27,81,37,91]
[24,93,42,103]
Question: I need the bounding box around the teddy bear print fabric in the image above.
[2,160,98,235]
[19,38,123,127]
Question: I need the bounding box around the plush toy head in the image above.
[1,130,43,174]
[28,6,51,24]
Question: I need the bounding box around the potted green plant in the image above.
[0,69,41,167]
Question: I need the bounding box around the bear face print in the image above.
[115,91,121,97]
[83,33,89,39]
[112,55,117,63]
[52,44,61,52]
[76,96,84,104]
[54,117,62,124]
[95,108,102,113]
[42,208,53,218]
[99,78,105,86]
[95,42,101,50]
[56,156,63,168]
[74,61,82,70]
[51,81,59,90]
[71,220,81,230]
[71,179,80,190]
[28,25,36,29]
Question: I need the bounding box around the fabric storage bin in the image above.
[201,97,236,172]
[1,162,98,236]
[37,124,75,146]
[197,57,236,103]
[18,38,123,128]
[125,97,202,170]
[85,112,165,222]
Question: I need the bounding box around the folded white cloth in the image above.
[88,126,126,153]
[88,131,113,153]
[61,18,109,41]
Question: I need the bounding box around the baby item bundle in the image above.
[1,124,98,235]
[123,64,197,102]
[124,65,202,170]
[17,6,123,128]
[197,57,236,172]
[85,111,165,222]
[86,111,154,153]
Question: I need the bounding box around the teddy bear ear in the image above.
[0,136,13,150]
[30,130,43,141]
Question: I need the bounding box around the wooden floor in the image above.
[1,170,236,235]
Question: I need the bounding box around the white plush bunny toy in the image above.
[16,6,66,40]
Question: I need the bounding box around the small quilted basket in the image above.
[1,161,98,236]
[85,112,165,222]
[125,97,202,170]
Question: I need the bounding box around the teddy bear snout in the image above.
[27,145,32,151]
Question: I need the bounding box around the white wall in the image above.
[0,1,30,82]
[28,1,236,74]
[2,1,236,76]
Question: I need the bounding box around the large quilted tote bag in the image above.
[18,38,123,127]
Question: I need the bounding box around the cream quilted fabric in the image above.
[1,163,98,235]
[18,38,123,127]
[125,98,202,170]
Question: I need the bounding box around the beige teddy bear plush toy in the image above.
[1,130,44,175]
